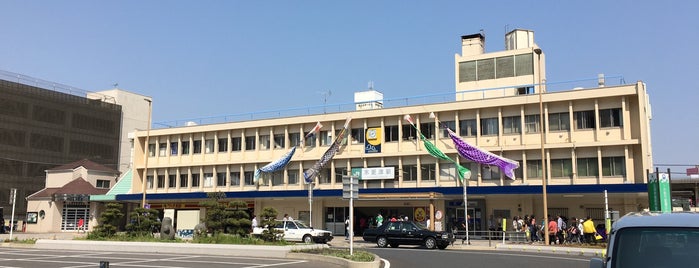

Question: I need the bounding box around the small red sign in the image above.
[687,167,698,176]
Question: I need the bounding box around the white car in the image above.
[253,220,334,244]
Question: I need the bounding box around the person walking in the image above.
[376,212,383,227]
[344,217,350,240]
[582,216,596,244]
[547,217,558,245]
[77,218,85,233]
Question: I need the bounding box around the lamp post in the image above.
[534,48,549,245]
[141,98,152,209]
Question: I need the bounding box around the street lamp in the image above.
[141,98,152,209]
[534,48,549,245]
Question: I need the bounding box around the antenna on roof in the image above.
[368,81,374,90]
[317,90,332,113]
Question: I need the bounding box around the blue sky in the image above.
[2,1,697,172]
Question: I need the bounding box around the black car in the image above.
[362,221,453,249]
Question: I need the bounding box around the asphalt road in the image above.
[0,248,342,268]
[367,246,591,268]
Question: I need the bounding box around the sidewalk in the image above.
[331,236,606,257]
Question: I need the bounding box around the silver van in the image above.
[590,212,699,268]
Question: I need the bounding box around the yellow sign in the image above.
[414,207,426,222]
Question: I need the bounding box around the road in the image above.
[0,248,342,268]
[367,246,591,268]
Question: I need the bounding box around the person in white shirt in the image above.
[251,216,258,229]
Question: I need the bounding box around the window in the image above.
[191,173,200,187]
[574,110,595,129]
[181,141,190,155]
[422,164,436,181]
[319,168,332,184]
[602,156,625,176]
[502,116,521,134]
[477,58,495,80]
[334,168,345,184]
[514,160,523,179]
[526,160,542,178]
[170,142,178,155]
[288,170,299,185]
[549,112,570,131]
[458,61,477,82]
[217,172,226,187]
[439,163,457,181]
[96,180,110,188]
[304,134,316,147]
[230,172,240,186]
[319,131,332,146]
[146,175,154,189]
[273,134,285,149]
[232,137,242,151]
[148,144,156,157]
[441,121,455,138]
[245,136,256,150]
[525,114,540,133]
[600,108,623,128]
[193,140,202,154]
[271,172,284,186]
[158,143,167,156]
[480,118,498,136]
[259,135,270,150]
[550,159,573,178]
[218,138,228,152]
[289,133,301,147]
[205,139,214,153]
[203,173,213,187]
[385,125,399,142]
[403,165,418,181]
[168,175,176,188]
[420,122,435,139]
[157,175,165,188]
[179,174,188,188]
[577,157,598,177]
[244,171,254,185]
[496,56,514,78]
[402,125,417,141]
[350,128,365,144]
[481,165,501,180]
[514,53,533,76]
[517,86,535,95]
[459,119,477,137]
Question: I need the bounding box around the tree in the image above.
[258,207,283,242]
[125,207,161,237]
[90,202,124,238]
[199,192,252,236]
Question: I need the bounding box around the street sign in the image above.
[9,188,16,205]
[342,176,358,199]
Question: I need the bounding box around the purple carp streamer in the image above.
[447,128,519,180]
[303,117,352,184]
[404,115,471,180]
[254,146,297,187]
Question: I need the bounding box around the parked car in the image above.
[252,220,333,244]
[590,212,699,268]
[362,221,453,249]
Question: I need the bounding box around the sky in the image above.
[1,1,698,173]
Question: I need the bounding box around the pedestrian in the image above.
[376,212,383,227]
[426,216,431,229]
[582,216,596,244]
[547,217,558,244]
[77,218,85,233]
[251,215,258,229]
[529,215,539,242]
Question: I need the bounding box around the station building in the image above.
[119,29,653,236]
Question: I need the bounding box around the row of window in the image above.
[145,156,625,189]
[148,108,623,157]
[459,53,534,82]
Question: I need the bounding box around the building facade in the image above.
[120,30,653,236]
[0,74,123,221]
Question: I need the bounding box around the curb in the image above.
[288,252,381,268]
[496,243,606,257]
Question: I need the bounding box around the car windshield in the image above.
[294,221,310,228]
[612,227,699,268]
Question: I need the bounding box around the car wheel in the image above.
[424,237,437,249]
[438,244,448,250]
[390,243,399,248]
[377,236,388,248]
[303,235,313,244]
